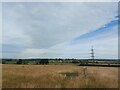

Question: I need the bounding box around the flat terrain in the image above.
[2,64,118,88]
[0,64,2,89]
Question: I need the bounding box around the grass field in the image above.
[0,64,2,89]
[2,64,118,88]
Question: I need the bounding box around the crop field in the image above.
[2,64,118,88]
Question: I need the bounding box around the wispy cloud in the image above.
[71,17,118,44]
[2,2,118,59]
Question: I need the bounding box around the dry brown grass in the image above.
[2,64,118,88]
[0,64,2,89]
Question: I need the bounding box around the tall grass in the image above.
[2,64,118,88]
[0,64,2,89]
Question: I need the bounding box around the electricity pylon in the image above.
[90,46,95,60]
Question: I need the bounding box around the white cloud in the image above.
[0,2,2,59]
[5,2,117,47]
[19,21,118,59]
[1,0,120,2]
[2,2,118,59]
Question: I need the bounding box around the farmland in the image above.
[2,64,118,88]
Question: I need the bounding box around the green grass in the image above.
[60,72,79,77]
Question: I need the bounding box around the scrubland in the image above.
[2,64,118,88]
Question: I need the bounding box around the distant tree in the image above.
[23,60,29,64]
[36,62,39,64]
[40,59,49,65]
[2,60,6,64]
[72,60,79,63]
[16,59,22,64]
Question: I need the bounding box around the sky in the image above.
[1,2,118,59]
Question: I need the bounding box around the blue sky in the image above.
[1,2,118,59]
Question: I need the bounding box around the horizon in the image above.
[1,57,119,60]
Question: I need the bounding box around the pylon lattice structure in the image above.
[90,46,95,60]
